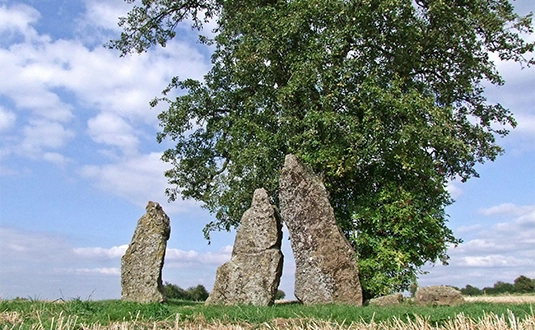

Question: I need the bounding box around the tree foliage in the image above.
[514,275,535,293]
[111,0,534,298]
[460,284,483,296]
[163,282,210,301]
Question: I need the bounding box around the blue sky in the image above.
[0,0,533,301]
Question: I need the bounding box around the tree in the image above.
[275,289,286,300]
[163,282,189,300]
[493,281,515,294]
[514,275,535,294]
[460,285,482,296]
[110,0,534,298]
[163,282,210,301]
[187,284,210,301]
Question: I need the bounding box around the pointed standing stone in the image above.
[121,201,170,303]
[279,154,363,305]
[206,188,284,306]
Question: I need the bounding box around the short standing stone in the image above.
[279,154,363,305]
[415,286,464,306]
[121,201,171,303]
[206,188,283,306]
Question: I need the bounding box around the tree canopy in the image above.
[110,0,534,298]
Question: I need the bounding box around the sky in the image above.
[0,0,534,301]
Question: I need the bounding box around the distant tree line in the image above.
[163,282,210,301]
[459,275,535,296]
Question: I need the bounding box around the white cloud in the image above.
[455,224,483,234]
[0,227,75,264]
[460,255,525,268]
[0,3,40,41]
[87,112,139,155]
[79,0,132,32]
[79,152,193,212]
[74,245,128,259]
[58,41,207,123]
[42,152,72,166]
[0,226,233,300]
[72,244,232,267]
[70,267,121,276]
[479,203,532,216]
[0,40,75,123]
[19,119,75,157]
[420,203,535,288]
[513,113,535,138]
[0,1,209,168]
[165,246,232,267]
[446,180,463,199]
[0,106,15,132]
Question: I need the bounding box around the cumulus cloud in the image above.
[165,246,232,268]
[74,245,128,259]
[19,119,75,158]
[0,1,215,211]
[0,227,74,263]
[513,113,535,138]
[87,112,139,155]
[42,152,73,166]
[0,40,75,123]
[69,268,121,276]
[479,203,535,217]
[78,0,132,32]
[460,255,525,268]
[0,106,15,132]
[420,203,535,288]
[0,226,235,300]
[446,180,463,199]
[0,3,40,42]
[0,0,209,170]
[79,152,198,213]
[72,244,232,268]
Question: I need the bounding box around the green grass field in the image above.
[1,298,534,329]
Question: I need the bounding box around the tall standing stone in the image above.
[279,154,363,305]
[206,188,283,306]
[121,201,171,303]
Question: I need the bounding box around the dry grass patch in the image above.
[464,295,535,304]
[2,312,535,330]
[0,311,23,324]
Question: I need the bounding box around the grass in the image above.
[1,297,534,329]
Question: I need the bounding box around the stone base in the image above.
[206,250,283,306]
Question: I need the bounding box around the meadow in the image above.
[1,297,535,330]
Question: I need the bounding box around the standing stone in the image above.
[415,286,464,306]
[279,154,363,305]
[206,188,283,306]
[121,201,170,303]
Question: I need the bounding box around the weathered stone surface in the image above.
[121,201,170,303]
[369,293,403,306]
[415,286,464,306]
[279,154,363,305]
[206,188,283,306]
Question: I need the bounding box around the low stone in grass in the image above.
[369,293,403,306]
[415,285,464,306]
[121,201,171,303]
